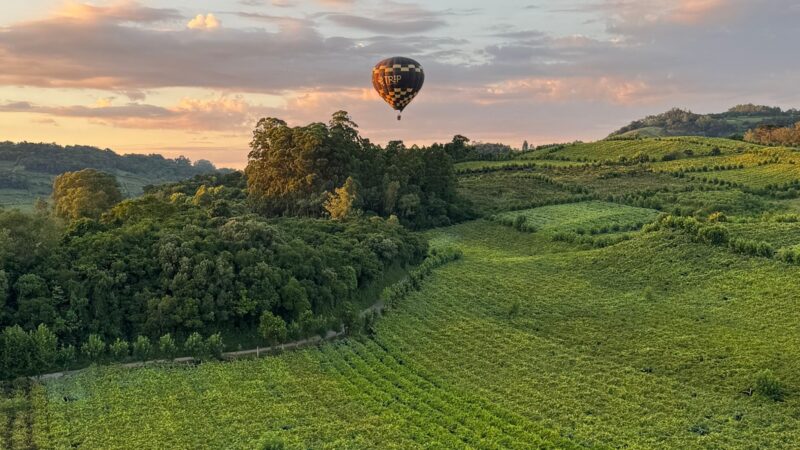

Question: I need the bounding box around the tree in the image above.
[324,177,358,220]
[52,169,123,220]
[246,112,358,216]
[30,324,58,374]
[522,140,529,152]
[158,334,178,359]
[184,332,206,360]
[132,335,152,362]
[109,338,130,361]
[1,325,33,378]
[81,334,106,361]
[57,345,77,371]
[259,311,288,346]
[206,333,224,360]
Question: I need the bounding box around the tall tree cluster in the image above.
[246,111,470,228]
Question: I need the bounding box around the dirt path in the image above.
[37,295,391,381]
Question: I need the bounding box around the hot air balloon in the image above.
[372,57,424,121]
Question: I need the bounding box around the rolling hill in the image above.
[0,141,220,210]
[609,104,800,139]
[9,135,800,448]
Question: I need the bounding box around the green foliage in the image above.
[184,333,205,360]
[610,106,800,138]
[494,201,659,235]
[245,112,466,228]
[81,334,106,362]
[38,218,800,448]
[258,311,288,346]
[755,370,785,401]
[109,338,130,361]
[0,141,219,210]
[206,333,224,360]
[132,336,152,362]
[158,334,178,359]
[52,169,123,220]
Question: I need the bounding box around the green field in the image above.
[457,171,584,214]
[520,137,759,162]
[454,159,588,172]
[687,164,800,189]
[495,201,659,234]
[11,135,800,449]
[26,218,800,449]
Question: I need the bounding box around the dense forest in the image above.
[609,105,800,138]
[0,111,468,378]
[0,141,216,178]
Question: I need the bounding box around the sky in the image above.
[1,0,800,168]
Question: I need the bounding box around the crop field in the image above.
[520,137,759,162]
[454,159,588,173]
[649,151,785,173]
[494,201,659,234]
[687,164,800,189]
[457,171,583,214]
[25,216,800,449]
[14,135,800,449]
[0,380,45,450]
[648,189,771,216]
[727,221,800,248]
[549,167,699,197]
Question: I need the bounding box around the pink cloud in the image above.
[0,96,264,131]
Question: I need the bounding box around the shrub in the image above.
[132,336,152,362]
[81,334,106,361]
[699,225,729,245]
[513,215,527,231]
[755,370,785,401]
[109,339,130,361]
[158,334,178,359]
[184,332,206,360]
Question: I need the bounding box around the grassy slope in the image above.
[34,219,800,449]
[19,135,800,449]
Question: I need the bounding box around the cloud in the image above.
[187,13,221,30]
[0,96,263,131]
[326,14,445,33]
[56,0,180,23]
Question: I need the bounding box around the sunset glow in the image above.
[1,0,799,167]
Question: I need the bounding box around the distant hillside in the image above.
[609,104,800,139]
[0,141,221,210]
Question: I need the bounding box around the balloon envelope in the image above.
[372,57,425,116]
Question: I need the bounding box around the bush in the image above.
[132,336,152,362]
[109,339,130,361]
[755,370,785,401]
[513,215,527,231]
[81,334,106,362]
[699,225,729,245]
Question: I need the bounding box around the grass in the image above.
[457,171,584,215]
[15,135,800,448]
[28,218,800,449]
[726,221,800,248]
[686,164,800,190]
[455,159,588,173]
[494,201,659,234]
[520,137,759,162]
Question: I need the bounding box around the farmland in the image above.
[9,135,800,449]
[29,218,800,449]
[685,163,800,190]
[494,201,659,234]
[521,137,759,162]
